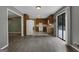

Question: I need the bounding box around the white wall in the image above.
[71,6,79,45]
[0,6,23,49]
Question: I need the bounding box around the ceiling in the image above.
[8,11,19,18]
[14,6,63,19]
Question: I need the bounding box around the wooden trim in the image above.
[8,32,21,33]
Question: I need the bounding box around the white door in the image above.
[26,20,34,35]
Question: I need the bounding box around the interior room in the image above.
[7,9,23,51]
[8,10,21,37]
[0,6,79,52]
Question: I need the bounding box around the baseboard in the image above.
[9,32,21,33]
[69,44,79,52]
[1,44,8,50]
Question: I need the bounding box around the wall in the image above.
[71,6,79,45]
[8,17,21,33]
[0,6,23,49]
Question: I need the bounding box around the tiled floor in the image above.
[0,36,77,52]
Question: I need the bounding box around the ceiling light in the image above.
[36,6,41,10]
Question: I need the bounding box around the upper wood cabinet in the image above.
[47,15,55,24]
[24,14,29,21]
[35,18,48,25]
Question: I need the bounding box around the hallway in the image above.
[1,36,77,52]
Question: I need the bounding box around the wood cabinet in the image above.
[34,15,55,35]
[34,18,48,32]
[47,15,55,35]
[23,14,29,36]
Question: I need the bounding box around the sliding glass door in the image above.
[62,13,65,40]
[58,14,63,39]
[57,13,65,41]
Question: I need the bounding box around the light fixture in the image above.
[36,6,41,10]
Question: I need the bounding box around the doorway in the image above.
[7,8,24,46]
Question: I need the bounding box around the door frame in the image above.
[7,8,24,46]
[56,11,66,41]
[56,7,71,45]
